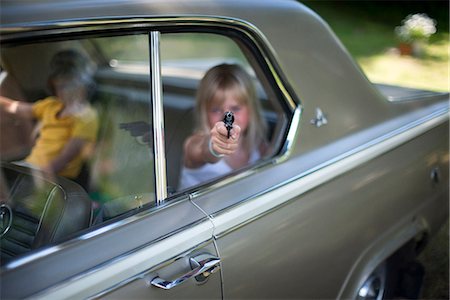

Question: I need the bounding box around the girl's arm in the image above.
[0,96,33,119]
[183,122,241,169]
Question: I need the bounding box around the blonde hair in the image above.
[195,64,267,152]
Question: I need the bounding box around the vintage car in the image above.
[0,0,448,299]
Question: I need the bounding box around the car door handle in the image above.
[149,254,221,290]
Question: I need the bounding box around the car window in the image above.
[161,32,285,193]
[0,34,155,265]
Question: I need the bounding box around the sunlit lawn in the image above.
[357,36,449,92]
[304,2,449,93]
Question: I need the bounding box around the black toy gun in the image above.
[223,111,234,139]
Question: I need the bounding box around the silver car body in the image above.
[1,0,448,299]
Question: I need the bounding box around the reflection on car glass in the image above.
[120,121,152,145]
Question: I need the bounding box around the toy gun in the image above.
[223,111,234,139]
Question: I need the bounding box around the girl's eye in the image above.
[210,108,222,114]
[231,105,241,112]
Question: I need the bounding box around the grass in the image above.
[357,37,449,92]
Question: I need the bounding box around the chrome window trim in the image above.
[149,30,167,203]
[210,107,449,238]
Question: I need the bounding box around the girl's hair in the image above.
[195,63,267,151]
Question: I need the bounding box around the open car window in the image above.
[161,32,286,194]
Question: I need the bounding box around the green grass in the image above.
[357,36,449,92]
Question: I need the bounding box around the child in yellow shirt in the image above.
[0,50,98,180]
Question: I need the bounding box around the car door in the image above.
[0,27,221,299]
[156,26,310,299]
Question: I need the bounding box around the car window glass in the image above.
[160,32,279,193]
[90,35,155,217]
[0,34,155,265]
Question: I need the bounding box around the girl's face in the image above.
[53,77,86,103]
[207,88,249,133]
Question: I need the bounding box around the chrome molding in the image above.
[211,107,449,238]
[150,30,167,203]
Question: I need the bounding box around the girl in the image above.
[0,50,98,180]
[179,63,268,189]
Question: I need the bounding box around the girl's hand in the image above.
[209,121,241,156]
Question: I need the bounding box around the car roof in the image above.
[0,0,300,28]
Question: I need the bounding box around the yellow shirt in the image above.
[26,97,98,179]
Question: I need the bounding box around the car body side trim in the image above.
[31,220,214,299]
[211,108,449,238]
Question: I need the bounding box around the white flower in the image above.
[395,13,437,42]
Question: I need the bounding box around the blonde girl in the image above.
[179,63,267,189]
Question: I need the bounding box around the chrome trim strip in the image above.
[276,106,302,162]
[387,92,449,102]
[32,220,214,299]
[150,30,167,203]
[211,108,449,238]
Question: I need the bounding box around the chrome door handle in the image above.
[150,255,221,290]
